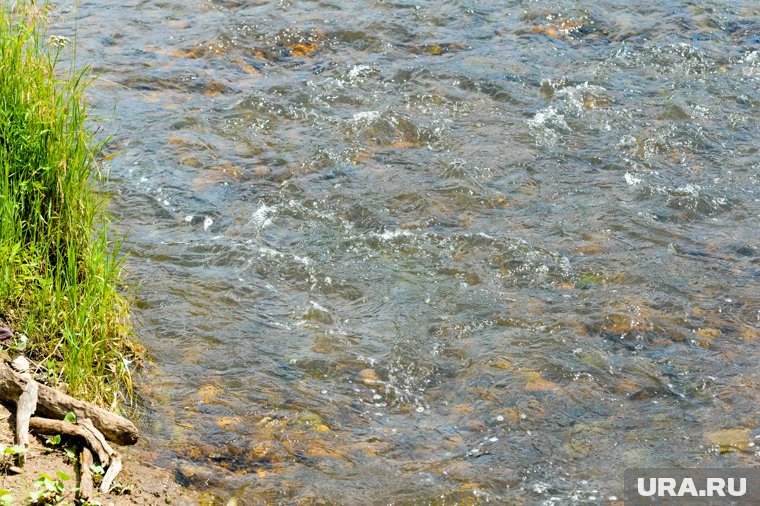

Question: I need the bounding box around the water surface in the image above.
[55,0,760,503]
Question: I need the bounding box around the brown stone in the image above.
[706,429,750,453]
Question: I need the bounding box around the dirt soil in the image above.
[0,404,201,505]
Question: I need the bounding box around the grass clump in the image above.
[0,1,138,406]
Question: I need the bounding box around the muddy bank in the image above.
[0,404,200,505]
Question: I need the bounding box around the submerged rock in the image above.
[452,405,473,415]
[522,370,559,392]
[490,358,512,370]
[288,41,318,57]
[359,368,384,388]
[293,411,324,425]
[198,384,221,404]
[215,416,242,431]
[533,19,584,39]
[706,429,751,454]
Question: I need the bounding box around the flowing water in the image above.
[53,0,760,503]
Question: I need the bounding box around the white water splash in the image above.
[624,172,642,186]
[347,64,372,81]
[352,110,381,122]
[377,229,413,240]
[258,246,311,266]
[310,300,329,312]
[249,204,277,229]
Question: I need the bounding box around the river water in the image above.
[54,0,760,503]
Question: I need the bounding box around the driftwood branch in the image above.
[80,418,117,463]
[29,416,124,492]
[1,355,132,494]
[0,359,138,445]
[79,447,95,500]
[12,355,37,467]
[14,378,37,466]
[29,416,121,497]
[101,455,122,493]
[28,417,116,468]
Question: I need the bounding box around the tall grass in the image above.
[0,1,137,407]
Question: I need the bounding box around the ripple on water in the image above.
[63,0,760,502]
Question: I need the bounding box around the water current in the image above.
[53,0,760,503]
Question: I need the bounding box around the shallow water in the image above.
[53,0,760,503]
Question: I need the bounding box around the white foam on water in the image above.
[713,197,727,206]
[294,255,311,266]
[287,199,337,222]
[258,246,311,266]
[528,107,569,145]
[310,300,329,312]
[352,110,380,122]
[203,216,213,231]
[347,64,372,81]
[673,183,702,196]
[529,107,562,127]
[624,172,641,186]
[377,229,413,240]
[555,82,610,113]
[259,246,282,259]
[249,204,277,228]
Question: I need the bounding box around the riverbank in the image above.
[0,0,161,498]
[0,2,138,404]
[0,403,198,505]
